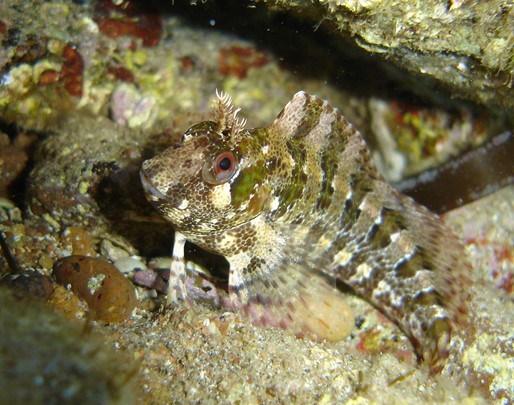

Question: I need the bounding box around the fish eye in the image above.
[202,151,238,184]
[213,151,236,180]
[218,156,232,171]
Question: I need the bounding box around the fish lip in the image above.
[139,168,175,205]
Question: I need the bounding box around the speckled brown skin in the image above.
[141,92,471,373]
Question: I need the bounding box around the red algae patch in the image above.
[218,45,268,79]
[94,0,162,47]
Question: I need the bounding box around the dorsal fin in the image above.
[271,91,342,142]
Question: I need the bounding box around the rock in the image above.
[60,226,96,256]
[0,288,136,405]
[0,132,36,197]
[0,270,54,301]
[113,256,148,274]
[27,113,175,258]
[53,255,137,323]
[257,0,514,111]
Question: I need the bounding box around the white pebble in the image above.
[114,257,148,274]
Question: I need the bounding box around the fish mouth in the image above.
[140,169,174,205]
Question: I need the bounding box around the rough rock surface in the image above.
[259,0,514,111]
[0,288,136,405]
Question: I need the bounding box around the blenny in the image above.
[140,91,471,373]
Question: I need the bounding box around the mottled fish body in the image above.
[141,91,470,373]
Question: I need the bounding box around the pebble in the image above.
[298,290,355,341]
[53,255,137,322]
[114,256,148,274]
[60,226,95,256]
[0,270,54,301]
[100,239,132,262]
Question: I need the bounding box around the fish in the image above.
[140,91,471,373]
